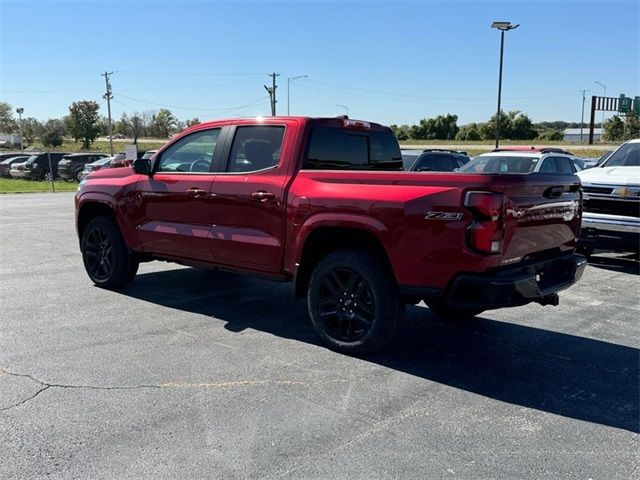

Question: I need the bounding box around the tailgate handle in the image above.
[544,186,565,198]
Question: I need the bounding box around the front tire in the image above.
[81,216,137,289]
[307,250,402,354]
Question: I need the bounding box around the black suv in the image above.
[401,149,470,171]
[57,153,109,182]
[9,152,70,180]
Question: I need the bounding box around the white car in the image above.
[458,148,581,174]
[577,139,640,254]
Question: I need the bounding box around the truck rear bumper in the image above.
[444,252,586,310]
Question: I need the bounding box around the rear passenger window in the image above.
[304,127,402,170]
[227,126,285,173]
[556,157,575,173]
[539,159,557,173]
[435,155,454,171]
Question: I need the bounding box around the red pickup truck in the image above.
[75,116,585,353]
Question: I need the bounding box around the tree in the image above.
[511,112,537,140]
[142,111,156,137]
[624,113,640,139]
[0,102,17,133]
[41,119,65,149]
[115,113,130,137]
[67,101,101,148]
[96,116,111,136]
[481,110,536,140]
[21,117,41,146]
[390,124,411,141]
[604,115,624,141]
[537,129,563,141]
[455,123,481,141]
[130,113,143,144]
[408,114,459,140]
[185,118,200,128]
[153,108,176,137]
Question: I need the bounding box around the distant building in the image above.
[0,133,22,147]
[563,128,602,142]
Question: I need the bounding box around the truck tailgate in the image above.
[496,174,581,264]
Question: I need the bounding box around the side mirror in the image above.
[132,158,152,175]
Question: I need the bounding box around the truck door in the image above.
[209,125,288,273]
[134,128,221,261]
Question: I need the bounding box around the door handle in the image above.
[186,187,207,197]
[251,191,276,202]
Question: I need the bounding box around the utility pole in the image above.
[264,73,279,116]
[102,71,114,155]
[579,89,589,143]
[16,107,24,153]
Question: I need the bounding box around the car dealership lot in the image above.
[0,193,638,479]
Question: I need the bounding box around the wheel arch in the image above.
[294,225,395,299]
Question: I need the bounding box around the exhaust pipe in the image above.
[537,293,560,307]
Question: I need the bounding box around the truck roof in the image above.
[183,116,390,133]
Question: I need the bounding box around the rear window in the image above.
[459,155,539,174]
[303,127,402,170]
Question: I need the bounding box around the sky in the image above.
[0,0,638,126]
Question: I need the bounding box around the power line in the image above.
[114,93,270,113]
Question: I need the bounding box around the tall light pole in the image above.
[15,107,24,153]
[595,81,606,140]
[336,104,349,116]
[287,75,307,115]
[491,21,519,149]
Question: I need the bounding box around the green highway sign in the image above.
[618,94,632,113]
[635,96,640,115]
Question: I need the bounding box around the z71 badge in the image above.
[425,211,464,220]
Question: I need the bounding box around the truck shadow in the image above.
[587,251,639,275]
[119,267,639,433]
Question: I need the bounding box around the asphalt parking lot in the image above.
[1,193,638,479]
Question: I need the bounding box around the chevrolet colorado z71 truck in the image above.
[75,116,585,353]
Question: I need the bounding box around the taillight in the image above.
[464,191,504,254]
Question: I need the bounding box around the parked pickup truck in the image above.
[75,116,586,353]
[577,138,640,254]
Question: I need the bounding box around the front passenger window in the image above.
[157,129,220,173]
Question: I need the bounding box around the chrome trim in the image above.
[581,212,640,234]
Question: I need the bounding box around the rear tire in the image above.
[426,299,483,321]
[81,216,137,289]
[307,250,402,354]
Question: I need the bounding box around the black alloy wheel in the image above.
[308,250,402,354]
[81,216,138,289]
[83,226,115,282]
[316,267,376,342]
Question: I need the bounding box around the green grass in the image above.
[23,139,167,154]
[0,178,79,194]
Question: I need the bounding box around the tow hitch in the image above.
[537,293,560,306]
